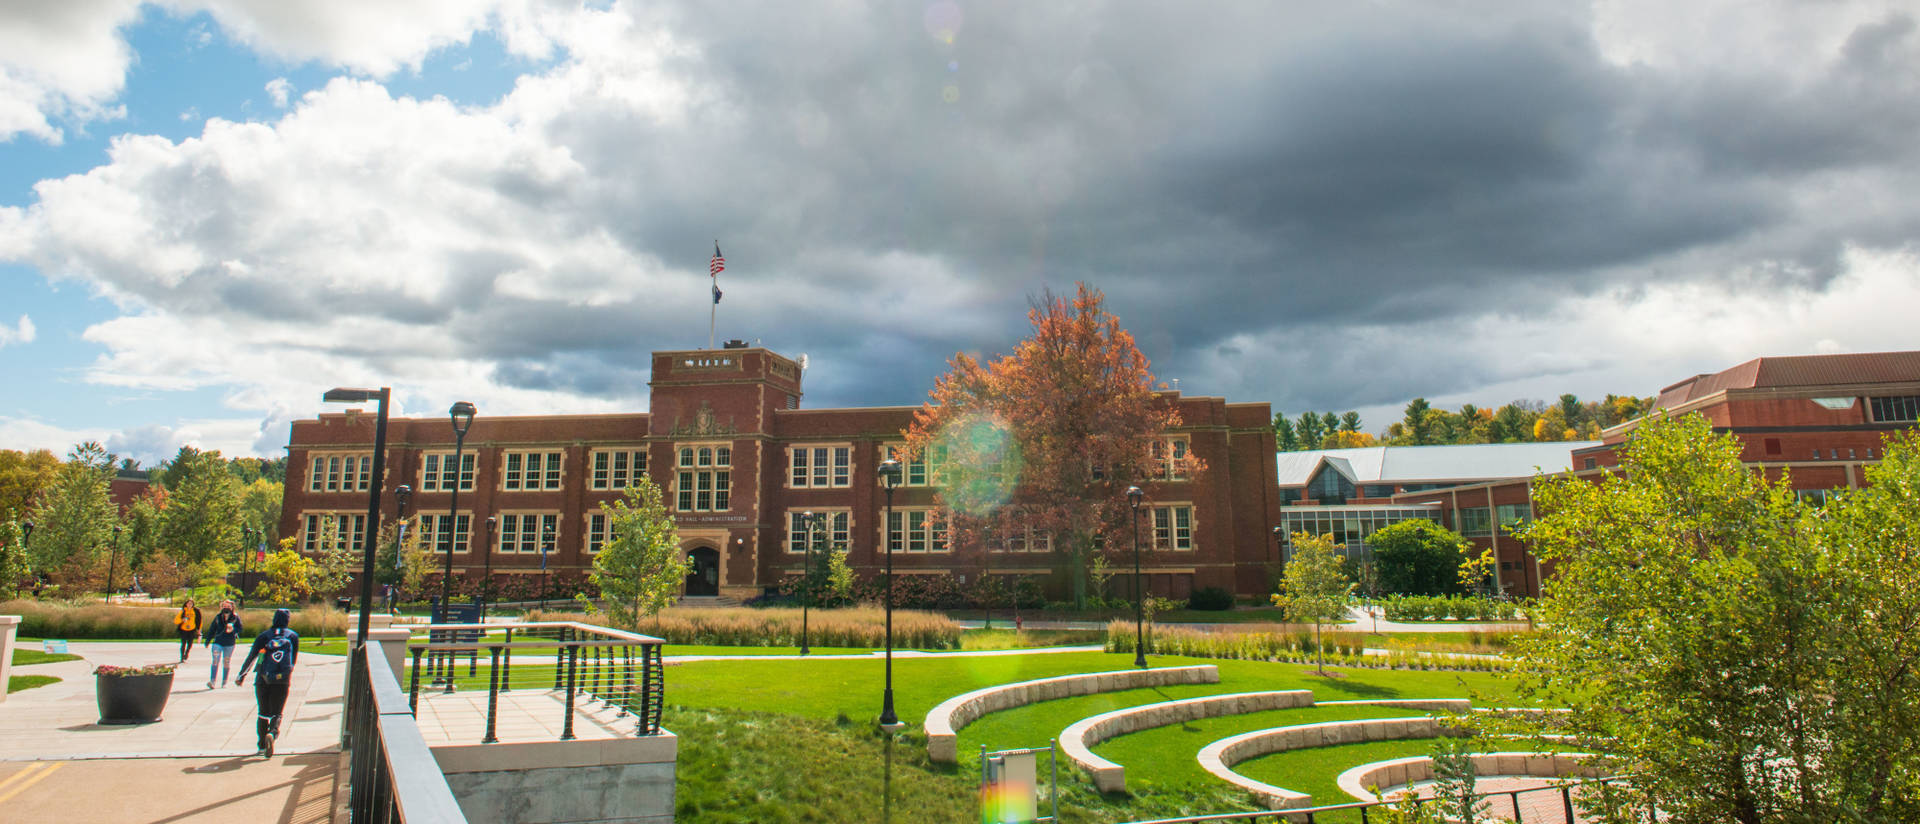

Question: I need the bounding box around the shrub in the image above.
[1187,586,1236,611]
[1103,620,1507,672]
[525,606,962,650]
[1,600,347,640]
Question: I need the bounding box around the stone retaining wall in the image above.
[1060,690,1313,792]
[923,665,1218,763]
[1197,717,1466,809]
[1334,752,1606,802]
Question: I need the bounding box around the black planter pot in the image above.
[96,671,175,724]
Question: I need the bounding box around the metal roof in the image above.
[1275,441,1601,487]
[1657,350,1920,407]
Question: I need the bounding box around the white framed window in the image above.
[880,444,947,487]
[884,508,949,553]
[1150,504,1195,551]
[999,524,1052,553]
[499,512,559,554]
[420,452,476,493]
[789,444,853,488]
[675,443,732,511]
[590,449,648,490]
[307,453,374,493]
[586,512,612,554]
[786,509,852,553]
[417,513,473,554]
[300,512,368,553]
[1152,438,1191,481]
[503,451,564,491]
[1457,507,1492,538]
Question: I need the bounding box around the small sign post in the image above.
[43,640,68,654]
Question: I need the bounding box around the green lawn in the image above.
[7,674,59,693]
[11,646,81,666]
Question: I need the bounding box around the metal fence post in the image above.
[483,646,502,744]
[502,627,513,691]
[560,643,579,740]
[408,646,424,716]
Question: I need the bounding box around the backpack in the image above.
[256,629,296,685]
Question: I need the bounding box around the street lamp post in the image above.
[20,522,32,593]
[442,401,477,625]
[393,485,412,612]
[540,522,554,611]
[322,387,392,651]
[877,459,902,728]
[1127,486,1146,668]
[800,511,817,656]
[240,526,255,608]
[481,516,495,609]
[105,525,123,603]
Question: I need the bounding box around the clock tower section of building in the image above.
[648,347,804,600]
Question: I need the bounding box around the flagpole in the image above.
[708,240,724,349]
[709,301,716,350]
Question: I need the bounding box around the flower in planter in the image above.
[94,663,180,678]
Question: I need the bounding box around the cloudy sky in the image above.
[3,0,1918,464]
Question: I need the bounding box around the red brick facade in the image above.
[280,347,1282,599]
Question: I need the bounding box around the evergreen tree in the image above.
[27,442,118,582]
[1273,413,1299,451]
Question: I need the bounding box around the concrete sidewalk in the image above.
[0,641,347,761]
[0,753,337,823]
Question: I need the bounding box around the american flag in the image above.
[710,242,725,276]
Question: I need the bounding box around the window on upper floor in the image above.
[417,513,473,554]
[1496,504,1533,531]
[503,451,564,491]
[676,444,732,511]
[1151,438,1191,481]
[1457,507,1492,537]
[1149,504,1195,551]
[586,512,611,554]
[420,452,476,493]
[499,512,559,554]
[884,508,949,553]
[1309,467,1354,505]
[300,512,367,553]
[1871,395,1920,423]
[998,524,1053,553]
[880,444,948,487]
[308,453,373,493]
[590,449,648,490]
[790,445,852,488]
[1363,484,1395,498]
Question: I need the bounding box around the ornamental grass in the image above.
[527,606,962,650]
[1,600,348,641]
[1104,621,1507,672]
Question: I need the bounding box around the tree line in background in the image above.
[1273,392,1659,451]
[0,442,287,600]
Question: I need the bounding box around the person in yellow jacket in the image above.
[173,598,203,662]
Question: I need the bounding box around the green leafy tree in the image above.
[256,548,319,603]
[156,449,241,566]
[0,448,61,522]
[374,516,434,594]
[27,442,117,582]
[1271,532,1353,675]
[157,445,203,491]
[238,478,283,544]
[1339,411,1362,433]
[592,476,692,628]
[0,517,27,598]
[122,488,166,573]
[1457,547,1498,596]
[1273,413,1299,452]
[1368,519,1470,595]
[1505,415,1920,823]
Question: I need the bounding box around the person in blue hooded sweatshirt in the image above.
[234,608,299,757]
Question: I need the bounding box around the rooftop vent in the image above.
[723,339,749,349]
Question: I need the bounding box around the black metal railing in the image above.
[1115,775,1650,824]
[401,621,667,742]
[345,641,468,824]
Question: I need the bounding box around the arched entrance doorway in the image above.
[685,546,720,596]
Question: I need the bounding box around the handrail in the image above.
[1112,774,1640,824]
[347,640,468,823]
[401,620,668,741]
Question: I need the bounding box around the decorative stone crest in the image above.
[671,401,736,437]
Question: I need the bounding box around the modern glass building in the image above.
[1276,504,1443,565]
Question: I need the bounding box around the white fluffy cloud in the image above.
[0,0,142,141]
[0,315,33,347]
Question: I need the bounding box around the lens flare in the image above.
[932,413,1020,518]
[924,1,963,43]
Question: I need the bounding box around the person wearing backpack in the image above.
[235,608,299,757]
[202,600,243,688]
[172,598,203,662]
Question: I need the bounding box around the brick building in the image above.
[279,345,1282,601]
[1395,350,1920,597]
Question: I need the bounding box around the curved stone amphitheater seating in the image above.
[1335,751,1606,803]
[923,665,1218,763]
[1197,716,1467,809]
[1060,690,1314,792]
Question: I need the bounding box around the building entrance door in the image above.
[685,547,720,596]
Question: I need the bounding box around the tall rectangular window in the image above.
[676,444,732,511]
[789,445,852,488]
[301,513,367,553]
[881,444,947,486]
[586,513,611,554]
[999,524,1052,553]
[418,513,472,554]
[1152,438,1190,481]
[499,513,559,554]
[307,453,373,492]
[420,452,476,493]
[1150,505,1194,551]
[503,451,564,491]
[1457,507,1493,537]
[1870,395,1920,423]
[884,509,949,553]
[1495,504,1533,531]
[786,510,852,553]
[590,449,648,490]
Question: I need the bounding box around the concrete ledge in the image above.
[924,665,1218,763]
[434,729,678,824]
[1060,690,1313,793]
[0,616,18,705]
[1197,717,1463,809]
[432,730,678,774]
[1318,699,1473,712]
[1335,751,1607,802]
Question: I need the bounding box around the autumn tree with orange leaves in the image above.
[906,283,1200,608]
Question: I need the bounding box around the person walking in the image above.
[172,598,203,662]
[203,600,243,688]
[235,608,299,758]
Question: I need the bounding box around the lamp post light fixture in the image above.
[322,386,392,650]
[540,522,554,611]
[105,525,124,603]
[442,401,477,626]
[877,458,903,728]
[800,511,818,656]
[1271,525,1285,569]
[1127,485,1147,668]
